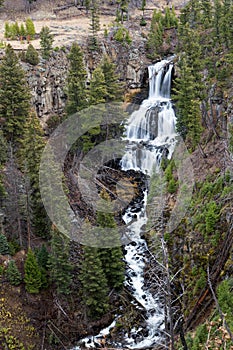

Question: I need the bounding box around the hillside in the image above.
[0,0,232,349]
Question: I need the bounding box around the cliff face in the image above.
[22,39,150,126]
[22,50,68,126]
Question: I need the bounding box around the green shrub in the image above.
[114,26,132,44]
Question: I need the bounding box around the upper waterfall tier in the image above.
[148,60,173,100]
[121,59,176,174]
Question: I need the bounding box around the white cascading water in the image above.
[72,59,177,350]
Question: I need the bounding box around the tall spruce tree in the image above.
[146,9,164,59]
[89,1,100,50]
[173,56,202,149]
[48,227,72,295]
[40,26,54,59]
[66,42,88,115]
[79,244,109,318]
[100,56,123,102]
[97,191,125,290]
[89,66,107,105]
[20,112,50,238]
[0,45,31,143]
[25,18,36,39]
[81,66,107,152]
[24,248,42,293]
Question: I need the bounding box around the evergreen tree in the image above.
[13,22,20,39]
[66,42,88,115]
[89,66,107,105]
[200,0,213,28]
[25,44,39,65]
[40,26,54,59]
[24,248,42,293]
[0,131,7,199]
[20,112,49,238]
[0,45,31,143]
[177,25,204,98]
[81,66,106,152]
[20,23,27,38]
[97,191,125,290]
[220,0,231,48]
[79,245,109,318]
[89,1,100,50]
[100,55,123,102]
[25,18,36,39]
[36,244,49,289]
[6,260,22,286]
[36,244,49,269]
[146,9,164,59]
[0,233,9,255]
[4,22,11,39]
[173,56,202,149]
[48,227,72,294]
[212,0,222,43]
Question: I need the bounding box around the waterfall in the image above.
[71,58,176,350]
[121,59,176,175]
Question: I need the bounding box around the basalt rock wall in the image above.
[20,39,150,125]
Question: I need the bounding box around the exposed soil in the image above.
[0,0,185,50]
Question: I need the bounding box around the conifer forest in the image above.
[0,0,232,349]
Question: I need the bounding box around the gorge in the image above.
[73,58,177,349]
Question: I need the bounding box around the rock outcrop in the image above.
[21,38,150,124]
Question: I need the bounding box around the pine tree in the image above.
[0,131,7,199]
[79,245,109,318]
[96,191,125,290]
[146,9,164,59]
[200,0,213,28]
[25,44,39,65]
[173,56,202,149]
[0,233,9,255]
[220,0,231,48]
[0,45,31,143]
[48,227,72,294]
[89,1,100,50]
[20,23,26,38]
[20,112,49,238]
[40,26,54,59]
[24,248,42,293]
[36,244,49,289]
[13,22,20,39]
[25,18,36,39]
[36,244,49,269]
[4,22,11,39]
[66,42,88,115]
[89,66,107,105]
[80,66,107,152]
[6,260,22,286]
[100,56,123,102]
[212,0,222,43]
